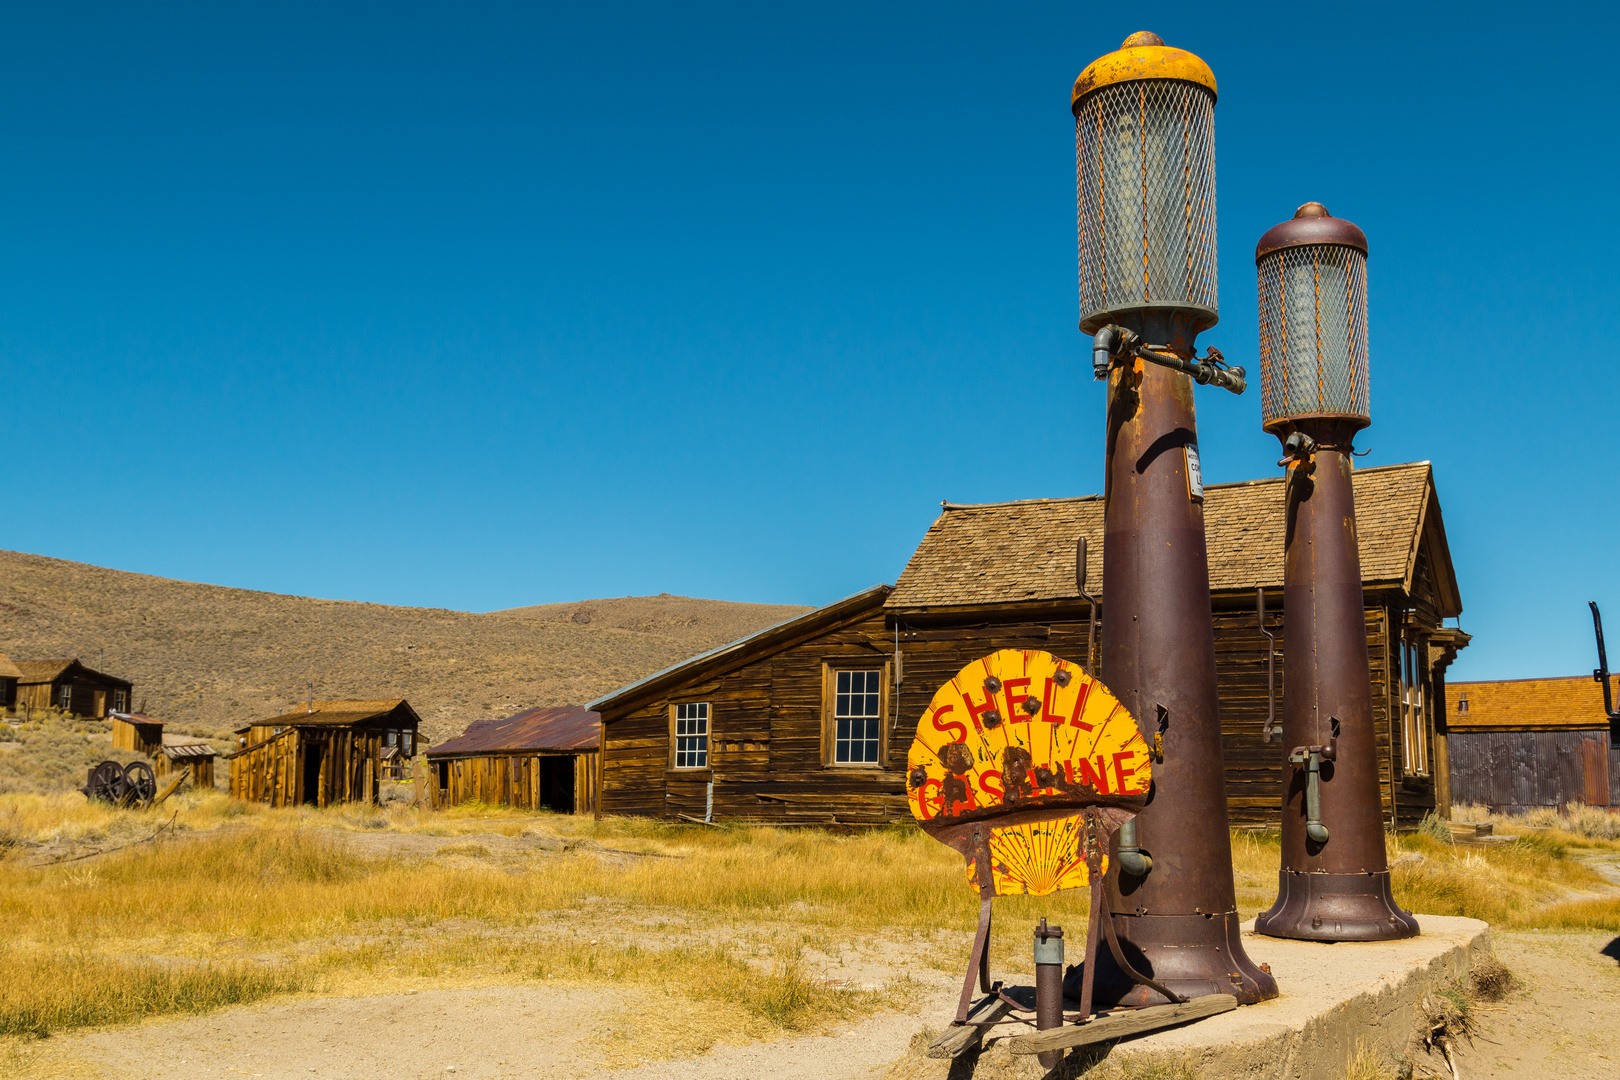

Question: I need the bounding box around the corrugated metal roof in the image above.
[111,711,162,727]
[428,706,600,756]
[164,743,216,759]
[236,699,421,733]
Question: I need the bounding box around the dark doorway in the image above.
[540,756,575,813]
[302,741,324,806]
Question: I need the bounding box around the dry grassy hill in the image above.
[0,549,810,747]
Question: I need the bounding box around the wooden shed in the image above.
[0,651,22,714]
[1444,676,1619,813]
[426,706,599,813]
[109,710,218,788]
[14,659,133,718]
[593,461,1466,830]
[111,711,164,756]
[227,699,421,808]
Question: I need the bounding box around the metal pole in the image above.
[1033,919,1064,1068]
[1089,311,1277,1004]
[1255,434,1418,939]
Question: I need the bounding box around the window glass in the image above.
[834,670,883,764]
[674,703,709,768]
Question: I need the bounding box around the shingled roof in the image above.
[889,461,1455,613]
[428,706,599,757]
[0,652,21,681]
[1447,676,1620,731]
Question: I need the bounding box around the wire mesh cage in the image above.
[1075,78,1217,334]
[1256,237,1370,431]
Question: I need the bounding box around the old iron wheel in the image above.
[87,760,125,804]
[123,761,157,807]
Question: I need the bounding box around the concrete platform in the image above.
[895,914,1490,1080]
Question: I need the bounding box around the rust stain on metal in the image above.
[427,705,599,756]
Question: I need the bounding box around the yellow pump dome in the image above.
[1072,31,1218,113]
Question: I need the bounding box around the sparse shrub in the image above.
[1417,812,1452,843]
[1470,953,1518,1000]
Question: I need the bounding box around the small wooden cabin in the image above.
[110,711,218,787]
[0,651,22,714]
[1444,676,1619,813]
[426,706,600,813]
[593,461,1466,830]
[14,659,133,718]
[111,711,164,756]
[227,699,421,808]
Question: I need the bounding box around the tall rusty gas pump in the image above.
[1069,32,1278,1006]
[1251,203,1419,941]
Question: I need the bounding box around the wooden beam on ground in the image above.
[153,766,192,807]
[1005,994,1236,1055]
[926,996,1014,1059]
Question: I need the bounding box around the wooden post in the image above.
[413,757,426,809]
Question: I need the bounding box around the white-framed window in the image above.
[58,685,72,711]
[671,703,710,769]
[832,670,884,765]
[112,690,126,712]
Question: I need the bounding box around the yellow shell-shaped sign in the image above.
[905,649,1151,897]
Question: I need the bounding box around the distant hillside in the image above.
[0,550,810,746]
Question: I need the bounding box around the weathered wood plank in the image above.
[1005,995,1237,1055]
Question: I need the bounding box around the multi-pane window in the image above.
[112,690,126,713]
[674,703,709,769]
[833,670,883,765]
[58,685,72,711]
[1400,639,1428,776]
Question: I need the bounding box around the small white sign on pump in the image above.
[1184,443,1205,501]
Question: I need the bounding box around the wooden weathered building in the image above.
[593,461,1465,830]
[110,711,218,787]
[427,706,599,814]
[0,652,22,713]
[227,699,421,808]
[1443,676,1619,813]
[14,659,133,718]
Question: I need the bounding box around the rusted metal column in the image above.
[1092,313,1277,1004]
[1066,32,1277,1008]
[1033,919,1064,1068]
[1252,204,1418,941]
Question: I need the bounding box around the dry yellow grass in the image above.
[1,792,1617,1048]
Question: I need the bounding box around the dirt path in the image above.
[1454,931,1620,1079]
[20,981,960,1080]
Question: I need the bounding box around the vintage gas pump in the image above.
[1071,32,1277,1006]
[1251,203,1419,941]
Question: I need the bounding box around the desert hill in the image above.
[0,549,810,747]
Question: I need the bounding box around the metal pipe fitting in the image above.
[1092,324,1137,379]
[1290,749,1330,844]
[1116,817,1152,876]
[1033,918,1065,1068]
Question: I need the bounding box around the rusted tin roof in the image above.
[111,711,162,727]
[428,706,600,756]
[235,699,421,734]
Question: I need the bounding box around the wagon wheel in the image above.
[123,761,157,807]
[86,760,126,803]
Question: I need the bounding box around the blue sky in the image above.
[1,2,1615,680]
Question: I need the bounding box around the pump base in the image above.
[1063,911,1279,1008]
[1254,870,1419,942]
